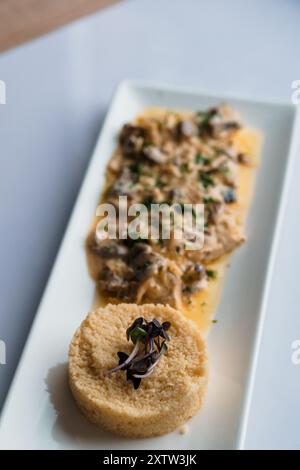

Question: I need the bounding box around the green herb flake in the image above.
[212,319,218,324]
[196,111,210,124]
[180,163,189,173]
[129,162,143,175]
[206,269,218,279]
[196,154,210,165]
[218,166,229,174]
[143,141,153,148]
[203,196,218,204]
[143,261,152,269]
[200,172,215,188]
[156,178,167,188]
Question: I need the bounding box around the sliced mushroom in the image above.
[183,262,205,282]
[182,262,207,294]
[197,106,241,138]
[142,145,168,164]
[205,200,223,225]
[109,167,134,196]
[176,120,198,139]
[119,124,147,157]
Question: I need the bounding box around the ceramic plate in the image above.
[0,81,298,449]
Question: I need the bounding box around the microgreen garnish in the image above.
[126,317,144,340]
[108,317,171,389]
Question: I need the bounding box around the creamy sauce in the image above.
[182,127,261,336]
[88,109,261,338]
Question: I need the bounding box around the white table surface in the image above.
[0,0,299,450]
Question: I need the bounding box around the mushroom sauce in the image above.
[86,105,260,331]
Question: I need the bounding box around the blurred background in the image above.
[0,0,300,449]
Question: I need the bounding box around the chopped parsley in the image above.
[196,154,210,165]
[218,166,230,174]
[203,196,218,204]
[180,163,189,173]
[196,108,218,135]
[142,141,153,148]
[206,269,218,279]
[143,261,152,269]
[200,172,215,188]
[129,162,143,175]
[196,110,211,126]
[156,178,167,188]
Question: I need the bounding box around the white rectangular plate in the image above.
[0,81,298,450]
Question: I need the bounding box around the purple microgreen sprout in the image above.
[108,341,140,373]
[108,317,171,389]
[132,342,168,378]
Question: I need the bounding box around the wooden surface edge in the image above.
[0,0,121,53]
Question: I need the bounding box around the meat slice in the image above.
[129,243,166,281]
[98,258,137,298]
[200,215,245,262]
